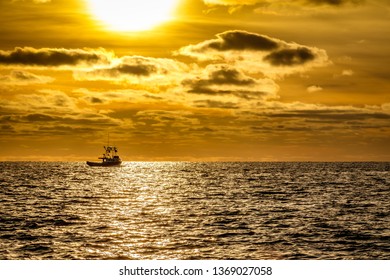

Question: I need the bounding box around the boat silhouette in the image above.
[86,145,122,167]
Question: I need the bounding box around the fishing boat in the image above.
[86,145,122,167]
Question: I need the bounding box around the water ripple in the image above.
[0,161,389,259]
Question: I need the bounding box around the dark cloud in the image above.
[0,47,110,67]
[205,30,280,51]
[37,125,98,136]
[1,124,14,131]
[183,65,257,95]
[194,100,240,109]
[177,30,329,75]
[89,97,104,104]
[264,47,316,66]
[207,67,255,85]
[188,87,232,95]
[5,112,120,130]
[203,0,259,6]
[0,115,14,124]
[188,126,215,133]
[24,113,55,122]
[89,63,158,78]
[74,56,185,82]
[306,0,362,6]
[115,64,157,76]
[267,110,390,121]
[179,31,280,55]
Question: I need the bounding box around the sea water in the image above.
[0,162,389,259]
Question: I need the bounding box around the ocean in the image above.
[0,162,389,260]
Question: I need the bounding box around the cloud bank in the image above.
[0,47,111,67]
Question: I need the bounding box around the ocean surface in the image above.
[0,162,389,260]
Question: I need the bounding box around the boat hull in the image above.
[86,161,122,167]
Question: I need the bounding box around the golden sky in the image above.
[0,0,389,161]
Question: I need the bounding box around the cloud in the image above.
[176,30,280,60]
[78,61,157,80]
[0,90,78,115]
[8,112,121,136]
[175,30,329,103]
[0,89,123,137]
[305,0,362,6]
[182,64,278,99]
[264,47,315,66]
[131,110,202,137]
[84,96,104,104]
[341,69,354,76]
[238,102,390,144]
[177,30,329,78]
[183,30,279,53]
[23,113,55,122]
[382,103,390,112]
[194,99,240,109]
[203,0,363,6]
[0,47,112,68]
[203,0,365,14]
[0,70,54,85]
[266,107,390,122]
[307,85,323,92]
[74,56,188,85]
[74,88,172,107]
[250,0,365,16]
[184,64,256,88]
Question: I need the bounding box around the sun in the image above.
[86,0,179,32]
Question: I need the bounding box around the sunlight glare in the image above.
[86,0,179,31]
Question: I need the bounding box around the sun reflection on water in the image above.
[1,162,388,259]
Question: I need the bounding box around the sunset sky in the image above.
[0,0,389,161]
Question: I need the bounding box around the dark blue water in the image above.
[0,162,389,259]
